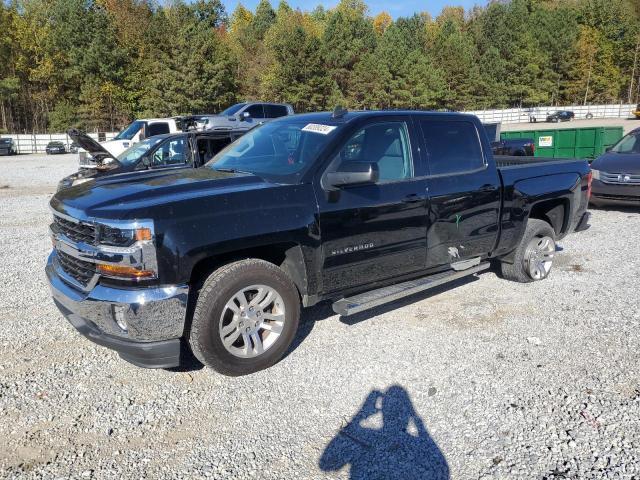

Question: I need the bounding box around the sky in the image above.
[222,0,487,19]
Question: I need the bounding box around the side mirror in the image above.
[325,161,379,189]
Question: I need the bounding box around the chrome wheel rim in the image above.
[219,285,286,358]
[524,235,555,280]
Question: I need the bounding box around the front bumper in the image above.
[46,252,189,368]
[591,180,640,206]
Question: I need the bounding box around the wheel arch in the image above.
[528,198,569,237]
[189,242,310,302]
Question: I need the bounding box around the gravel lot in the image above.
[1,154,639,479]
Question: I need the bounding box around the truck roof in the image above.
[287,110,478,124]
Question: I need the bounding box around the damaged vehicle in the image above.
[59,129,245,191]
[47,110,591,376]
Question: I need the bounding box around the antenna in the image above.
[332,105,348,119]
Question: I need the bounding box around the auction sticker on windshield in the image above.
[302,124,337,135]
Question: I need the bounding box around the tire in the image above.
[189,259,300,376]
[586,113,593,120]
[500,219,556,283]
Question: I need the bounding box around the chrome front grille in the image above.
[600,172,640,185]
[53,215,96,245]
[56,250,96,286]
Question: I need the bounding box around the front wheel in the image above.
[500,219,556,283]
[189,259,300,376]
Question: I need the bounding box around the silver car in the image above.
[201,102,294,132]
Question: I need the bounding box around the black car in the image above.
[57,128,245,191]
[491,138,535,156]
[46,141,66,154]
[0,137,17,155]
[590,128,640,207]
[546,111,575,123]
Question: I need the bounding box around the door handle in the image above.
[402,194,422,203]
[478,184,497,193]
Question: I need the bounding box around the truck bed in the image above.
[494,155,579,168]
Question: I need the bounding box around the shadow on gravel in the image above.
[319,385,449,479]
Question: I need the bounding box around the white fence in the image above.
[1,132,117,154]
[466,103,636,124]
[1,102,637,152]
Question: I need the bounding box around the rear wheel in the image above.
[500,219,556,283]
[189,259,300,376]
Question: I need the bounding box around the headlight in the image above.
[72,177,92,187]
[591,169,600,180]
[95,220,158,280]
[99,224,153,247]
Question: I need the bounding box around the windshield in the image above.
[220,103,246,116]
[114,120,145,140]
[611,131,640,154]
[117,136,165,165]
[207,119,338,182]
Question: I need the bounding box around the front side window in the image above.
[611,132,640,154]
[220,103,247,116]
[420,120,485,176]
[151,138,188,167]
[335,122,413,183]
[244,104,264,118]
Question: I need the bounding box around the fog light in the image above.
[113,305,128,332]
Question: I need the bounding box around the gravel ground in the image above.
[1,154,639,479]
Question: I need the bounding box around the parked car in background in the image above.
[79,118,185,167]
[59,128,246,191]
[46,141,66,154]
[491,138,534,156]
[0,137,17,155]
[590,127,640,207]
[199,102,294,132]
[546,110,575,123]
[69,142,79,154]
[47,110,591,375]
[632,104,640,119]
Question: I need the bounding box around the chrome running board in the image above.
[332,262,490,316]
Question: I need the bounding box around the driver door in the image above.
[316,116,428,295]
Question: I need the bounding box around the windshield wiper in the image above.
[214,167,253,175]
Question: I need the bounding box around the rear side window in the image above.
[147,122,170,136]
[264,105,289,118]
[419,120,485,176]
[245,104,265,118]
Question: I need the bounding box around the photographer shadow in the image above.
[319,385,449,480]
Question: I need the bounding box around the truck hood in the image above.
[50,168,273,220]
[68,129,121,168]
[591,152,640,174]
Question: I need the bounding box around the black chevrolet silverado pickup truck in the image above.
[46,110,591,376]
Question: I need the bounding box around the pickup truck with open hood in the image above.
[46,110,591,376]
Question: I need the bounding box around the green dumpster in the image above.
[501,126,623,160]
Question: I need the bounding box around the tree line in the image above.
[1,0,639,133]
